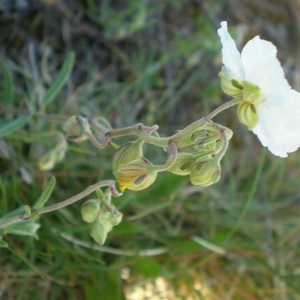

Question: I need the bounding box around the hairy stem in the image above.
[206,98,239,120]
[37,180,120,215]
[0,180,121,229]
[154,142,178,172]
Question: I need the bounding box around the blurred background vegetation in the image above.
[1,0,300,299]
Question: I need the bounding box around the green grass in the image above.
[1,0,300,299]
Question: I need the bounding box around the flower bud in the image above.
[193,130,221,147]
[90,217,113,245]
[189,158,221,186]
[190,124,233,163]
[242,81,266,105]
[62,116,88,142]
[219,67,243,98]
[81,199,100,223]
[113,157,157,192]
[167,152,195,176]
[103,208,123,226]
[112,140,144,174]
[38,151,56,171]
[38,141,67,171]
[237,101,259,130]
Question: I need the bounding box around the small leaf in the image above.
[0,205,30,221]
[5,219,40,239]
[0,116,30,139]
[33,176,56,209]
[0,236,8,248]
[42,52,75,107]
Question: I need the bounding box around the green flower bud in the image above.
[174,135,194,149]
[189,158,221,186]
[62,116,88,142]
[103,208,123,226]
[90,217,113,245]
[192,130,221,147]
[38,151,56,171]
[54,142,67,162]
[38,142,67,171]
[167,152,195,176]
[221,125,233,141]
[192,124,233,161]
[113,157,157,192]
[237,101,259,130]
[242,81,267,105]
[81,199,100,223]
[112,140,144,174]
[219,67,243,98]
[192,146,215,161]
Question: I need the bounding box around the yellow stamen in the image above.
[119,183,127,192]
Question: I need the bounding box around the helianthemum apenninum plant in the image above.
[1,21,300,247]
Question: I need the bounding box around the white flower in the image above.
[218,21,300,157]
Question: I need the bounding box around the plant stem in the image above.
[87,99,238,149]
[0,180,120,229]
[206,98,239,120]
[154,142,178,172]
[0,215,25,228]
[37,180,118,215]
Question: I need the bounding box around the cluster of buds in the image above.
[62,115,232,245]
[81,191,122,245]
[168,123,233,186]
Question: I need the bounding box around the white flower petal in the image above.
[252,90,300,157]
[217,21,244,80]
[218,22,300,157]
[241,36,291,106]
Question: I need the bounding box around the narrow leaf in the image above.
[0,237,8,248]
[0,116,29,139]
[42,52,75,107]
[33,176,56,209]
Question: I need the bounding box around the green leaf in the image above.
[0,116,30,139]
[42,52,75,107]
[0,62,14,102]
[0,205,30,221]
[0,236,8,248]
[32,176,56,209]
[5,219,40,239]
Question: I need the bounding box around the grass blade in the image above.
[33,176,56,209]
[0,116,30,139]
[42,52,75,107]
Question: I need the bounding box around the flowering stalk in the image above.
[0,180,121,229]
[36,180,121,215]
[2,20,298,247]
